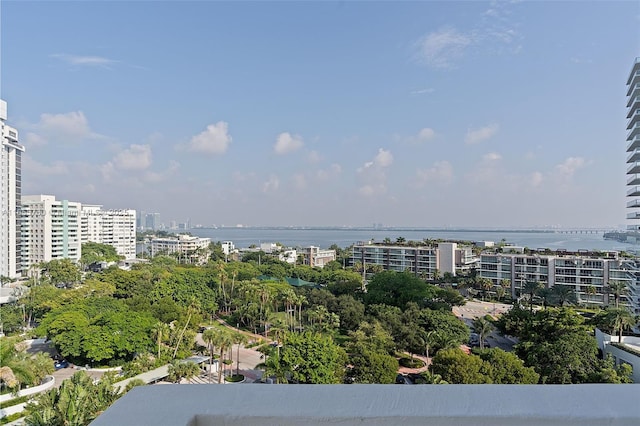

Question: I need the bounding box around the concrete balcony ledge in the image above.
[91,384,640,426]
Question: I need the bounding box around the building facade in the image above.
[20,195,83,272]
[81,205,137,259]
[478,250,634,308]
[0,100,25,280]
[300,246,336,268]
[627,58,640,237]
[350,242,478,279]
[150,234,211,264]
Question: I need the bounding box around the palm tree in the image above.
[218,330,234,383]
[172,300,200,359]
[523,280,542,313]
[607,281,628,308]
[585,285,597,307]
[0,337,36,393]
[168,361,200,383]
[606,307,636,342]
[472,317,494,350]
[537,288,553,309]
[234,332,248,376]
[202,328,218,383]
[551,284,577,307]
[418,370,448,384]
[151,322,170,361]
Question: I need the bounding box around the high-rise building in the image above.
[145,212,160,231]
[20,195,83,272]
[626,58,640,240]
[81,205,136,259]
[0,100,25,280]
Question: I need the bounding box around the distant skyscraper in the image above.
[145,213,160,231]
[626,58,640,240]
[0,100,25,280]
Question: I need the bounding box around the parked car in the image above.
[54,360,69,369]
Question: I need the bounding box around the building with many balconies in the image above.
[0,100,25,280]
[149,234,211,264]
[626,58,640,239]
[81,205,137,259]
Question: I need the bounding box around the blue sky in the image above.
[2,1,639,228]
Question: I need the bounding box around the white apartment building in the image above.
[350,242,478,279]
[626,57,640,237]
[81,205,136,259]
[150,234,211,264]
[479,250,631,307]
[20,195,82,272]
[301,246,336,268]
[0,100,25,280]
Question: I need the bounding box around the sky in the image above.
[1,1,639,228]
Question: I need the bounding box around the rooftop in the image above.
[92,384,640,426]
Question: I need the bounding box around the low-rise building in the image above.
[300,246,336,268]
[150,234,211,264]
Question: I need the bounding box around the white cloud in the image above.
[416,161,454,186]
[24,132,47,147]
[143,161,180,184]
[414,27,472,69]
[23,155,69,176]
[292,173,307,190]
[50,54,118,67]
[32,111,100,143]
[317,164,342,181]
[555,157,587,178]
[465,124,499,144]
[410,88,435,95]
[307,150,322,163]
[186,122,232,155]
[357,149,393,197]
[407,128,436,144]
[263,175,280,193]
[530,171,543,187]
[112,144,152,171]
[483,152,502,161]
[274,132,304,155]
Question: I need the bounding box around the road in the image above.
[453,300,518,352]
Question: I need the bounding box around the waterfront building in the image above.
[300,246,336,268]
[478,250,634,308]
[149,234,211,264]
[81,205,137,259]
[0,100,24,280]
[626,57,640,239]
[350,242,478,279]
[20,195,83,271]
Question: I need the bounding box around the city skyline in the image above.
[2,1,639,228]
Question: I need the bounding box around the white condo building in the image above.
[626,58,640,236]
[150,234,211,264]
[0,100,25,280]
[20,195,83,271]
[81,205,136,259]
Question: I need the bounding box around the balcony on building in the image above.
[626,135,640,152]
[627,186,640,197]
[91,384,640,426]
[627,161,640,175]
[628,122,640,141]
[629,110,640,130]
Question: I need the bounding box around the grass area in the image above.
[0,412,25,424]
[398,357,425,369]
[225,374,245,383]
[0,395,29,408]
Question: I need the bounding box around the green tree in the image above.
[472,317,494,350]
[167,360,200,383]
[364,271,437,308]
[25,371,120,426]
[551,284,577,307]
[43,259,81,288]
[265,332,346,384]
[430,348,492,384]
[606,281,628,308]
[523,280,542,313]
[476,348,539,384]
[80,242,122,269]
